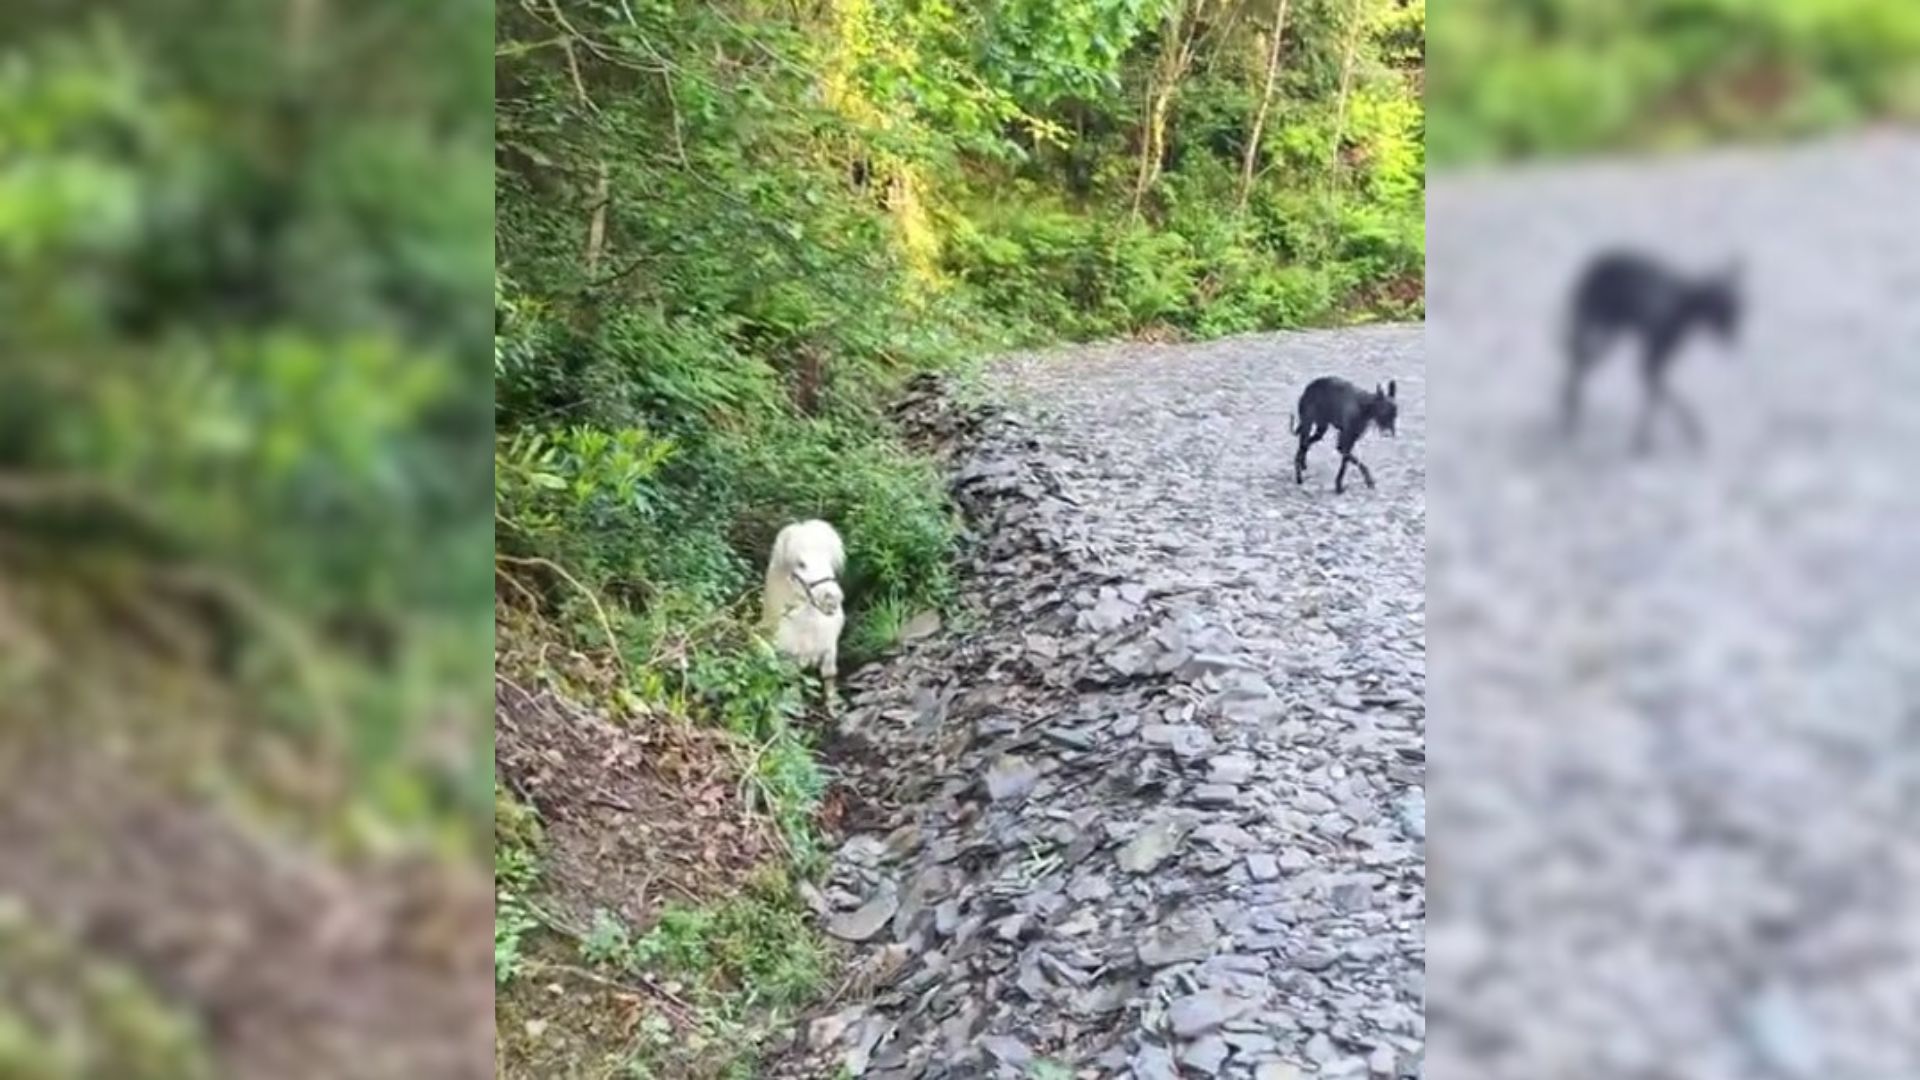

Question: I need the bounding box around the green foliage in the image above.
[495,896,540,989]
[0,902,215,1080]
[847,595,912,659]
[579,875,828,1010]
[938,0,1426,340]
[1429,0,1920,166]
[676,642,828,867]
[2,1,492,856]
[981,0,1167,106]
[495,786,544,988]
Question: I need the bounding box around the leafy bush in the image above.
[1430,0,1920,166]
[578,874,827,1009]
[4,7,493,852]
[494,787,544,988]
[0,904,216,1080]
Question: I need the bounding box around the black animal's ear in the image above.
[1387,380,1397,399]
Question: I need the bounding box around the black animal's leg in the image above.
[1295,423,1326,484]
[1350,453,1375,490]
[1635,335,1685,455]
[1336,433,1372,492]
[1670,391,1705,448]
[1651,363,1705,448]
[1333,454,1349,494]
[1562,321,1604,436]
[1631,394,1658,456]
[1561,366,1589,436]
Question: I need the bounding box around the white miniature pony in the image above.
[760,519,846,701]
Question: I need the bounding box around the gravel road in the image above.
[791,327,1425,1078]
[1427,132,1920,1078]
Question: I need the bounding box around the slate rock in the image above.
[985,754,1041,802]
[1208,755,1258,785]
[1330,882,1373,913]
[1168,990,1251,1038]
[1073,979,1135,1017]
[829,885,900,942]
[1069,874,1114,902]
[809,1005,868,1049]
[1131,1043,1180,1080]
[981,1034,1033,1068]
[1190,783,1240,807]
[1138,909,1220,967]
[1119,819,1185,874]
[1181,1035,1232,1074]
[901,610,943,642]
[1742,985,1825,1078]
[1304,1033,1338,1065]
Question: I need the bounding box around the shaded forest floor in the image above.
[0,574,492,1080]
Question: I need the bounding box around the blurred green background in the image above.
[0,1,494,846]
[1,2,493,1076]
[1429,0,1920,165]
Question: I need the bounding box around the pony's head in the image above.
[771,519,845,613]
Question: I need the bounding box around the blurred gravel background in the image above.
[1427,132,1920,1078]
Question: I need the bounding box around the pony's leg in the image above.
[820,646,839,714]
[1334,453,1350,494]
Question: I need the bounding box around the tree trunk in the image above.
[1236,0,1291,214]
[285,0,322,73]
[1132,1,1204,219]
[1329,0,1364,187]
[584,162,610,276]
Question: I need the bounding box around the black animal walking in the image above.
[1292,376,1398,493]
[1562,250,1742,452]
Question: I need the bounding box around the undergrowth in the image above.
[495,761,826,1077]
[0,901,215,1080]
[581,875,827,1011]
[1430,0,1920,166]
[494,786,544,990]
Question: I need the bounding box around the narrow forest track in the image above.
[785,325,1425,1079]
